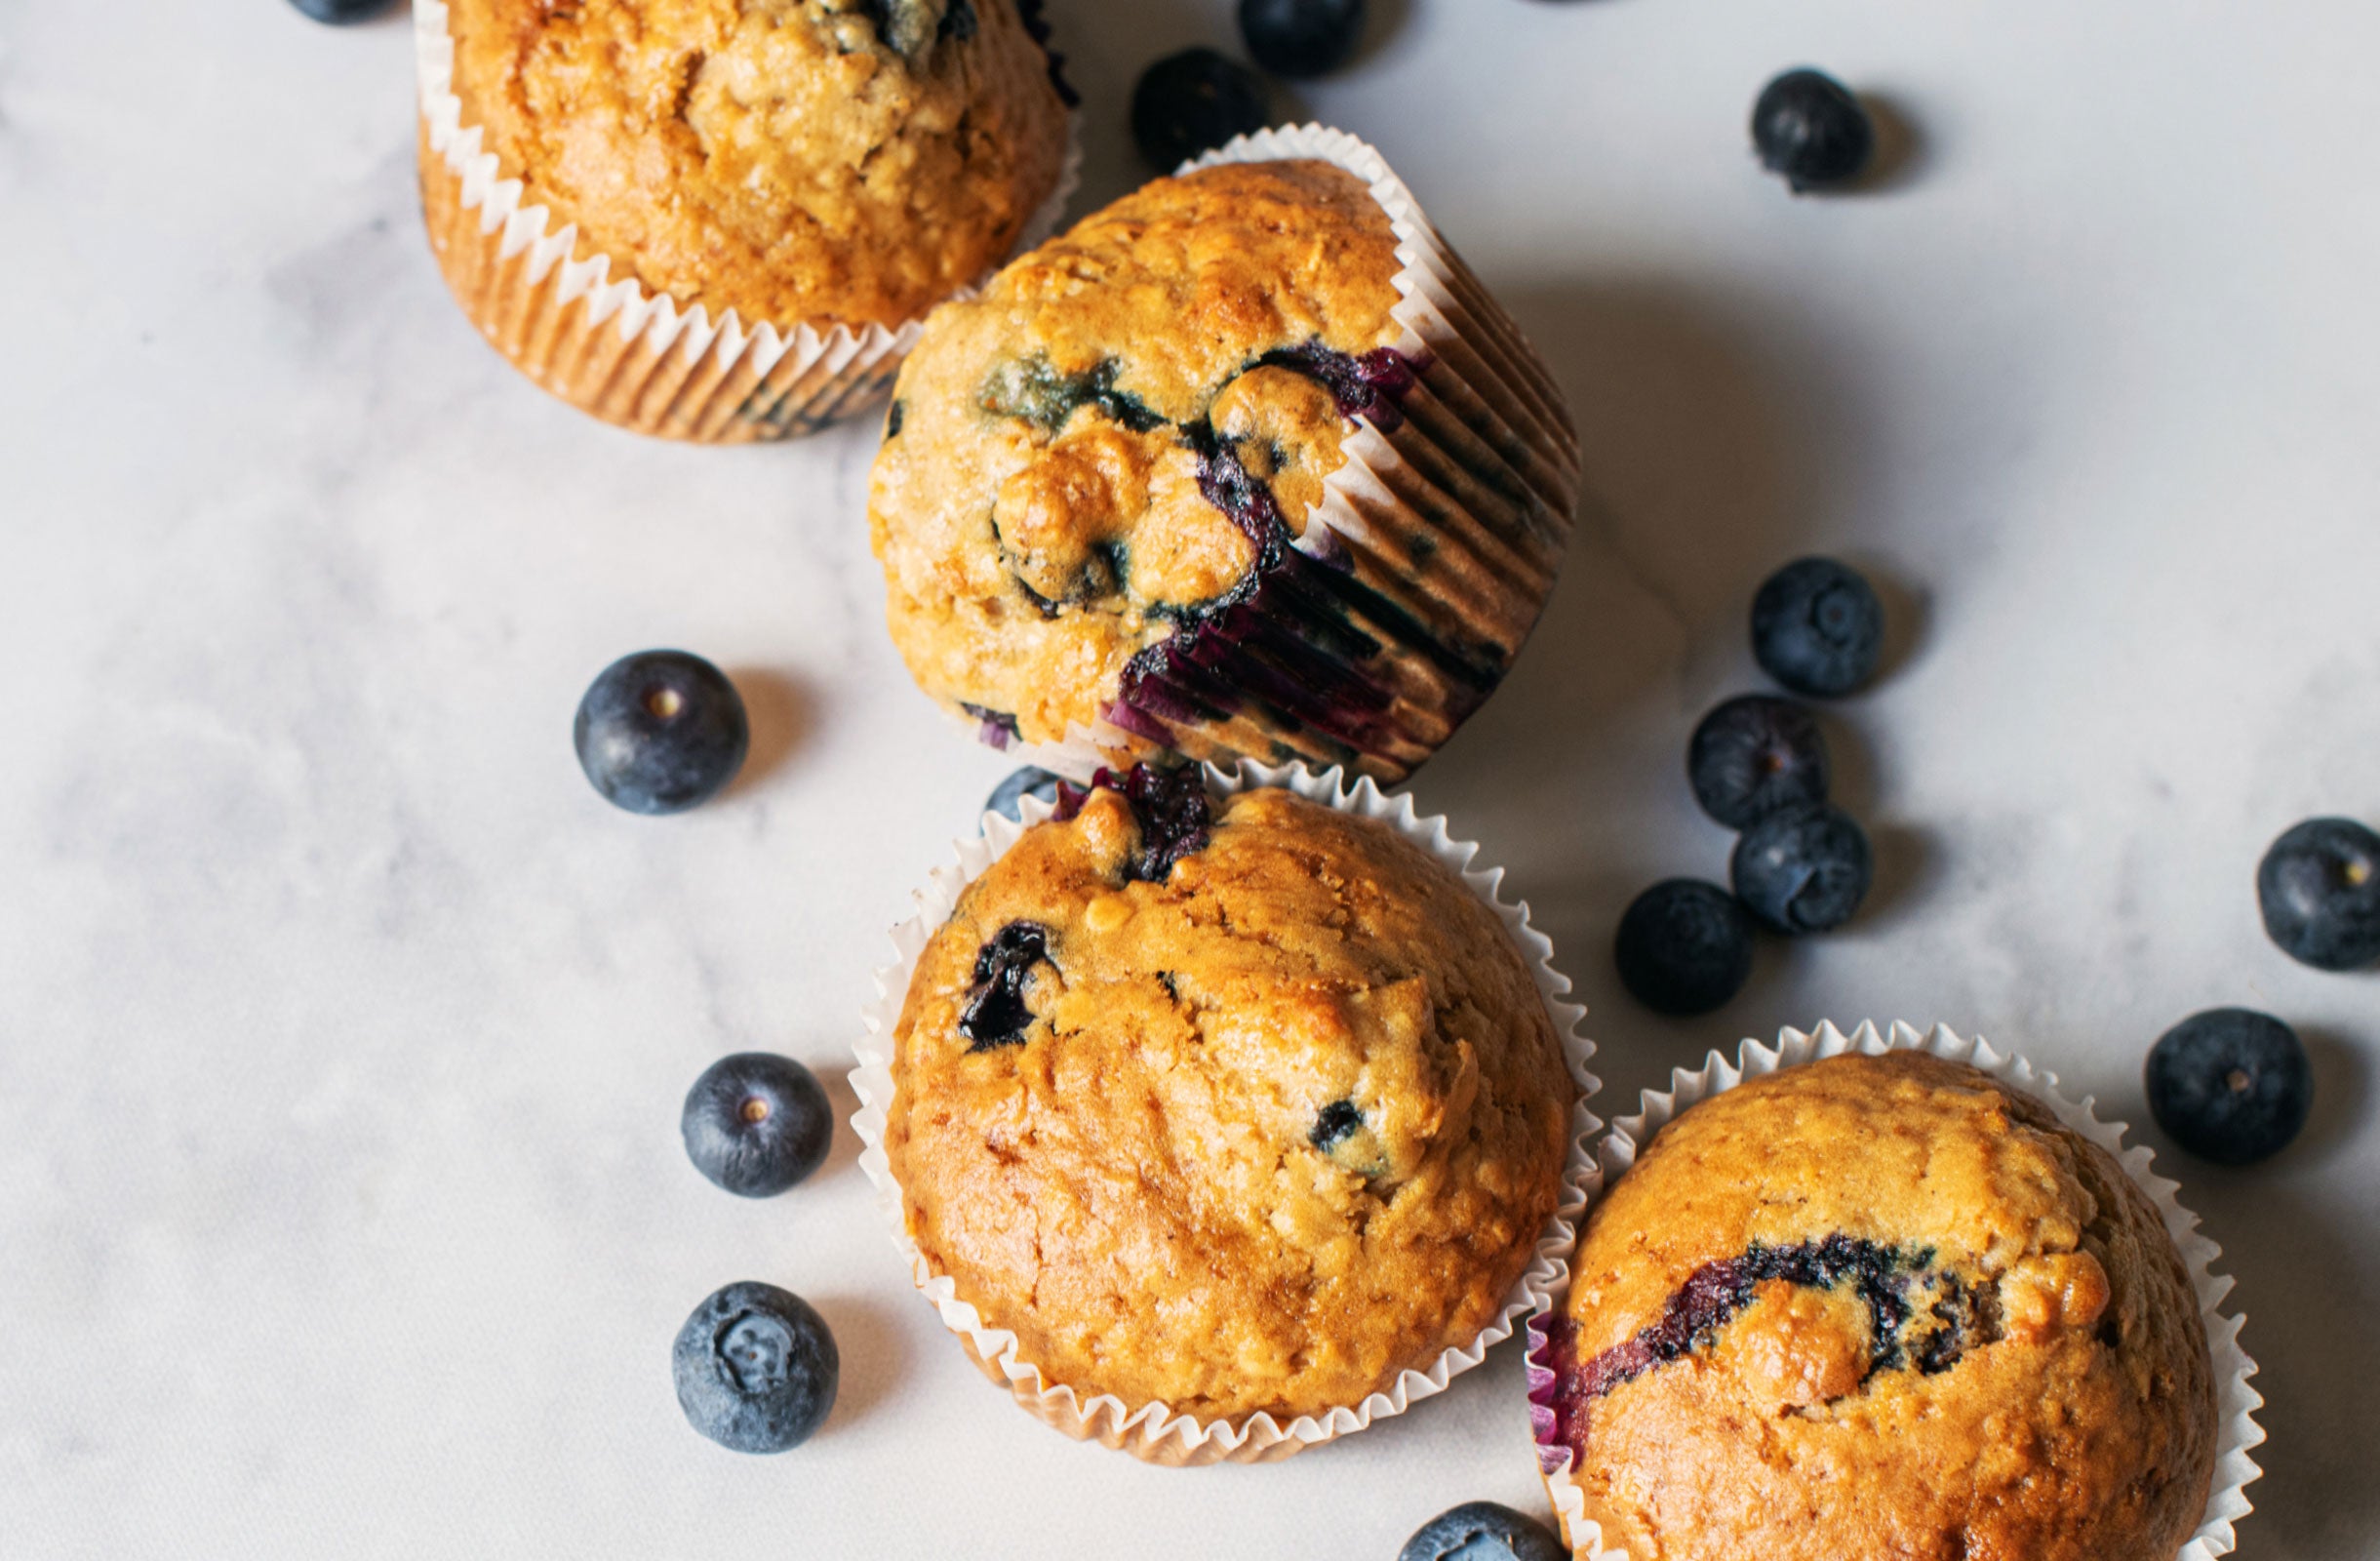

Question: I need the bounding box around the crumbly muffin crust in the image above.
[868,160,1408,748]
[1544,1052,2217,1561]
[885,780,1575,1421]
[443,0,1070,328]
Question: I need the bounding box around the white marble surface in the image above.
[2,1,2375,1556]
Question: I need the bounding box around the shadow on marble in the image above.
[816,1061,869,1184]
[2289,1025,2371,1164]
[1852,94,1931,197]
[723,666,818,798]
[808,1295,910,1434]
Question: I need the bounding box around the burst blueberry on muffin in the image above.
[421,0,1073,436]
[1531,1051,2217,1561]
[883,767,1577,1421]
[869,151,1579,780]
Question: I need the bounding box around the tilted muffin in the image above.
[416,0,1073,439]
[1533,1051,2217,1561]
[870,143,1579,780]
[882,767,1577,1425]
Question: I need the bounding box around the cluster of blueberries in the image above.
[1612,557,1888,1018]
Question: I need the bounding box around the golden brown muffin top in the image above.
[443,0,1071,328]
[868,160,1407,746]
[886,779,1574,1421]
[1543,1051,2216,1561]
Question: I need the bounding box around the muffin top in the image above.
[869,160,1410,748]
[885,772,1575,1421]
[1540,1051,2216,1561]
[443,0,1071,329]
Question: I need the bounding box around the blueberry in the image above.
[985,766,1065,824]
[288,0,399,21]
[1751,557,1885,697]
[1399,1501,1567,1561]
[960,921,1054,1052]
[1687,695,1830,830]
[1238,0,1367,79]
[2146,1009,2314,1166]
[1751,68,1876,192]
[1130,48,1271,172]
[681,1054,833,1198]
[1309,1099,1363,1150]
[1730,802,1872,934]
[574,651,749,815]
[673,1282,838,1454]
[1614,879,1754,1017]
[2257,817,2380,971]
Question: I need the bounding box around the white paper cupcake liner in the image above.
[413,0,1080,443]
[982,125,1580,784]
[1525,1021,2264,1561]
[851,761,1603,1464]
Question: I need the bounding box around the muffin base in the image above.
[1526,1021,2264,1561]
[412,0,1079,444]
[852,762,1602,1464]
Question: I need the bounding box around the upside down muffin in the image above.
[884,768,1577,1421]
[1533,1051,2217,1561]
[436,0,1073,330]
[869,154,1578,780]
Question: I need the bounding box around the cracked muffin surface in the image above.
[443,0,1070,328]
[1541,1051,2216,1561]
[868,159,1409,750]
[884,777,1575,1421]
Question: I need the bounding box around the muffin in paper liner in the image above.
[850,761,1603,1464]
[1524,1021,2265,1560]
[412,0,1081,444]
[923,124,1580,783]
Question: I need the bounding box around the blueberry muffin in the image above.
[419,0,1072,437]
[869,152,1578,780]
[1532,1052,2216,1561]
[884,767,1577,1421]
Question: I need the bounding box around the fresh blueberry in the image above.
[1614,879,1754,1017]
[2257,817,2380,971]
[1751,68,1876,192]
[985,766,1066,825]
[1130,48,1271,172]
[1399,1501,1567,1561]
[574,651,749,816]
[1751,556,1885,697]
[681,1054,833,1198]
[1238,0,1367,79]
[288,0,399,21]
[673,1282,838,1454]
[1687,695,1830,830]
[1731,802,1872,934]
[2146,1008,2314,1166]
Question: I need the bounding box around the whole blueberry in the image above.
[1752,556,1885,697]
[1687,695,1830,829]
[574,651,749,816]
[1238,0,1367,79]
[1399,1501,1567,1561]
[2256,817,2380,971]
[673,1282,838,1454]
[1614,879,1755,1017]
[1130,48,1271,171]
[985,766,1065,824]
[1751,68,1875,192]
[288,0,399,21]
[681,1054,833,1198]
[1731,802,1872,934]
[2146,1009,2314,1166]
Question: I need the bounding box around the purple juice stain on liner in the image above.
[959,701,1019,749]
[1528,1237,2000,1469]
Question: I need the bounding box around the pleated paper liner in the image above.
[1524,1021,2265,1561]
[851,761,1603,1464]
[983,126,1581,784]
[413,0,1080,444]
